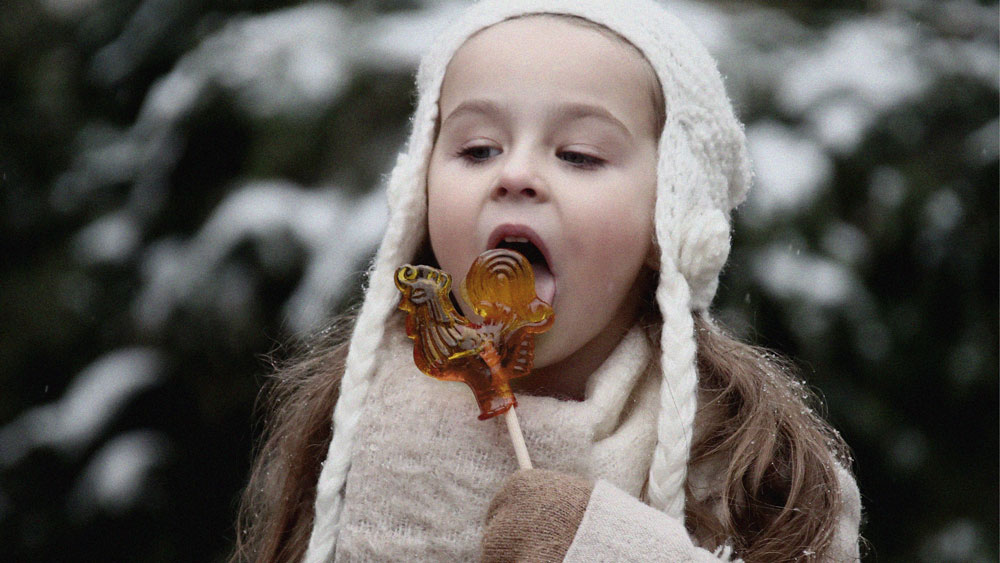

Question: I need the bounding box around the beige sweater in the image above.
[334,318,861,561]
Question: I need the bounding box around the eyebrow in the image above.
[439,99,504,130]
[440,99,634,138]
[553,102,633,138]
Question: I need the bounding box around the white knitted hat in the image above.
[304,1,751,560]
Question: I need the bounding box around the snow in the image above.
[806,99,876,155]
[751,244,856,307]
[925,36,1000,87]
[40,0,102,21]
[142,3,353,121]
[922,189,964,234]
[777,16,930,115]
[920,519,991,562]
[133,181,386,334]
[923,0,1000,43]
[72,210,141,265]
[209,5,351,117]
[90,0,187,86]
[49,123,135,215]
[821,221,870,266]
[142,70,202,124]
[868,166,907,210]
[362,1,465,69]
[282,186,388,332]
[0,348,162,465]
[964,118,999,165]
[662,0,732,55]
[769,12,939,154]
[67,430,167,517]
[745,121,832,221]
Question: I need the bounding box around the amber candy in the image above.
[394,249,554,419]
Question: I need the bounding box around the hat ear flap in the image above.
[654,107,733,311]
[675,208,730,311]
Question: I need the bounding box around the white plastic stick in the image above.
[504,407,533,470]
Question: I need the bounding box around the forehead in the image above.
[439,16,660,136]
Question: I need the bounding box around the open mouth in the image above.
[489,229,556,305]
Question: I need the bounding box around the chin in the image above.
[530,338,579,375]
[529,332,563,368]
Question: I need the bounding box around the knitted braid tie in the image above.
[304,268,387,561]
[645,106,701,516]
[648,260,699,517]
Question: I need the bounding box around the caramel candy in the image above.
[395,249,554,419]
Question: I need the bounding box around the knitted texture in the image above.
[333,326,657,560]
[324,337,861,562]
[304,0,752,559]
[564,467,862,562]
[481,469,593,563]
[563,480,743,563]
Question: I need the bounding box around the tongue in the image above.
[531,261,556,305]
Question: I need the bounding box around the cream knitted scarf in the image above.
[334,319,658,561]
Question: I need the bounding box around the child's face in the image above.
[427,16,660,386]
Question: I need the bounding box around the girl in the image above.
[233,1,862,561]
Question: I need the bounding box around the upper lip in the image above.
[486,224,554,274]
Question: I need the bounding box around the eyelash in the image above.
[456,145,499,164]
[455,146,606,170]
[558,151,605,170]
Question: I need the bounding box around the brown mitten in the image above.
[481,469,594,563]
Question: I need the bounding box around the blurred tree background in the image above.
[0,0,996,561]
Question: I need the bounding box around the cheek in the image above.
[427,175,479,280]
[427,156,480,223]
[572,199,654,303]
[427,200,465,263]
[427,161,461,235]
[585,197,653,258]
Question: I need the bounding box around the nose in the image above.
[491,148,547,201]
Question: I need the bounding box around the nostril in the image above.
[494,184,539,199]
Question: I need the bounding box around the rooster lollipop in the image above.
[394,248,554,468]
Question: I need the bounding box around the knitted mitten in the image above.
[481,469,594,563]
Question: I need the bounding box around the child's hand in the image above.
[481,469,593,563]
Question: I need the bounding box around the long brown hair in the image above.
[685,314,852,561]
[230,311,852,562]
[231,314,353,563]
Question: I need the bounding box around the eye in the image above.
[457,145,501,163]
[558,150,604,169]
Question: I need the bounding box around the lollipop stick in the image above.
[480,341,533,469]
[504,407,533,470]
